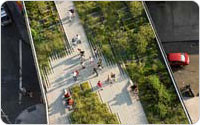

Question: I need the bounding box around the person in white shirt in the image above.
[89,56,94,64]
[75,34,81,44]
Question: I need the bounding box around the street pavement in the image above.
[162,41,199,123]
[162,41,199,95]
[1,13,45,123]
[46,1,148,124]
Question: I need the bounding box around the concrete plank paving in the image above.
[45,1,148,124]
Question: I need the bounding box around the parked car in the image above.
[167,53,190,66]
[1,6,12,26]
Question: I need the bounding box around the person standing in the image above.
[68,8,75,21]
[97,81,103,90]
[110,72,116,81]
[81,61,86,69]
[68,11,73,21]
[72,37,77,47]
[75,34,81,44]
[73,70,79,81]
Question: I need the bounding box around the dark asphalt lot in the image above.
[1,22,43,123]
[162,41,199,96]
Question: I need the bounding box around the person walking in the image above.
[69,8,75,17]
[77,48,85,57]
[94,48,98,58]
[106,74,112,84]
[97,58,103,70]
[132,84,139,101]
[68,11,73,21]
[72,37,77,47]
[93,67,98,76]
[89,56,94,64]
[110,72,116,82]
[73,70,79,81]
[81,61,86,69]
[97,81,103,90]
[68,8,75,21]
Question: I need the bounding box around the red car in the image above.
[167,53,190,66]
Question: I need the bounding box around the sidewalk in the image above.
[46,1,148,124]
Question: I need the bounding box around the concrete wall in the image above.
[146,1,199,42]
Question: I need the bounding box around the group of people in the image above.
[131,84,139,100]
[64,90,74,109]
[72,34,81,47]
[96,72,116,91]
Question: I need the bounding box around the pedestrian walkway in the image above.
[46,1,148,124]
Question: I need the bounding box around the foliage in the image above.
[25,1,66,70]
[70,82,119,124]
[74,1,189,124]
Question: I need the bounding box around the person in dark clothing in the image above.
[94,48,98,58]
[69,8,75,17]
[93,67,98,76]
[110,72,116,81]
[80,51,85,57]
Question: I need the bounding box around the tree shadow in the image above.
[107,80,132,106]
[171,65,185,72]
[48,93,67,117]
[52,54,79,69]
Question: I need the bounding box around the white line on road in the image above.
[18,39,23,104]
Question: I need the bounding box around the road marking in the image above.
[18,39,23,104]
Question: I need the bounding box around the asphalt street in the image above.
[1,22,44,123]
[162,41,199,96]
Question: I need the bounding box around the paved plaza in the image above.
[46,1,148,124]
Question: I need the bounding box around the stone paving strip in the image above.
[46,1,148,124]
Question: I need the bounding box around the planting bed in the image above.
[25,1,69,72]
[74,1,189,124]
[70,82,119,124]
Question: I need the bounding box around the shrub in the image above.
[70,82,119,124]
[74,1,189,124]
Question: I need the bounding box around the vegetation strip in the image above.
[74,1,189,124]
[70,82,119,124]
[25,1,67,72]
